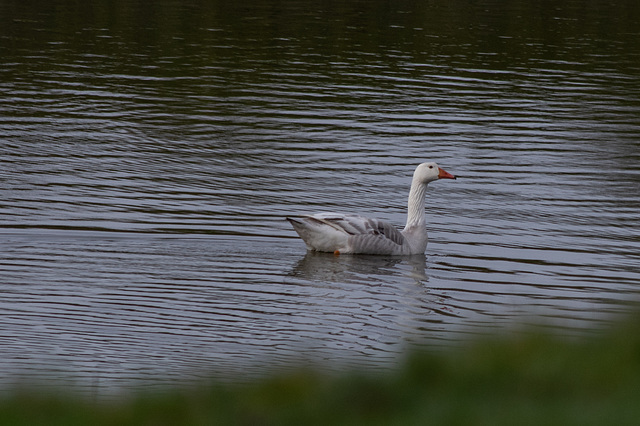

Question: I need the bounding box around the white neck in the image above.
[403,177,428,230]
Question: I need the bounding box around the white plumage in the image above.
[287,162,456,255]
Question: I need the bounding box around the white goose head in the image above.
[413,162,456,184]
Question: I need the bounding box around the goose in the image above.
[287,162,456,255]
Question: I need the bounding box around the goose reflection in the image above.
[286,251,463,347]
[289,251,428,284]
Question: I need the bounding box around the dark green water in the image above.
[1,0,639,396]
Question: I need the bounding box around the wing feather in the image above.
[305,213,406,253]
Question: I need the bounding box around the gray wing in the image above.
[311,213,406,254]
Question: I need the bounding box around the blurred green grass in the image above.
[2,316,640,425]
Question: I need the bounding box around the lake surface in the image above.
[1,0,639,396]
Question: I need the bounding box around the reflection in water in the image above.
[0,0,639,397]
[290,252,428,285]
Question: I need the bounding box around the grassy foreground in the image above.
[2,318,640,425]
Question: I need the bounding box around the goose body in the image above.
[287,162,456,255]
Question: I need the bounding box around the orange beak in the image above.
[438,167,456,180]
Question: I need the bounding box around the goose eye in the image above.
[428,165,434,169]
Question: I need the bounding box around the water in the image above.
[1,0,640,396]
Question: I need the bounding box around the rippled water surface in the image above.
[1,0,640,396]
